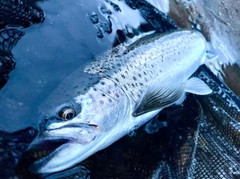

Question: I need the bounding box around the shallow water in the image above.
[0,0,149,132]
[0,0,239,132]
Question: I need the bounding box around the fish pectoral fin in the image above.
[132,80,185,117]
[185,77,212,95]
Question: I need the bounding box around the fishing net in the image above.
[10,66,240,179]
[0,0,44,29]
[0,29,24,89]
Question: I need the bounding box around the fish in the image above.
[28,30,214,173]
[6,65,240,179]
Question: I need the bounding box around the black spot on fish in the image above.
[143,71,147,75]
[110,1,121,12]
[100,81,105,85]
[115,78,119,82]
[139,82,143,86]
[108,98,112,103]
[133,76,137,81]
[132,83,135,87]
[144,78,148,82]
[102,93,106,97]
[123,85,128,90]
[93,88,97,91]
[151,64,155,68]
[121,74,125,79]
[138,73,142,78]
[115,93,119,98]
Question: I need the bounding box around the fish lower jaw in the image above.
[30,109,162,174]
[29,130,127,174]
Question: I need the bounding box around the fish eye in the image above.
[58,107,76,120]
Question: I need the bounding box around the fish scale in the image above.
[85,30,206,102]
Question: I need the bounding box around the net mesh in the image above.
[12,66,240,179]
[0,0,44,29]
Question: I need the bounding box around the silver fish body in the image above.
[28,30,213,173]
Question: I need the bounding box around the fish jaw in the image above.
[28,123,98,173]
[29,78,132,173]
[28,122,127,173]
[28,107,161,174]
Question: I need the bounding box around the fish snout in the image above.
[27,122,99,173]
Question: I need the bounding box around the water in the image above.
[0,0,148,132]
[0,0,239,133]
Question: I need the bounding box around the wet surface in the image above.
[1,0,239,132]
[0,0,128,131]
[169,0,240,78]
[0,0,180,132]
[0,0,240,178]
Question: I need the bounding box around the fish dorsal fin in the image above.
[132,80,185,116]
[185,77,212,95]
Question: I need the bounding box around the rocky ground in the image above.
[169,0,240,96]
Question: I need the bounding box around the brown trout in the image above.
[28,30,213,173]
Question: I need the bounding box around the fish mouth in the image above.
[27,124,97,174]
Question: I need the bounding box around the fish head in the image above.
[28,98,97,173]
[28,76,127,174]
[28,67,124,173]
